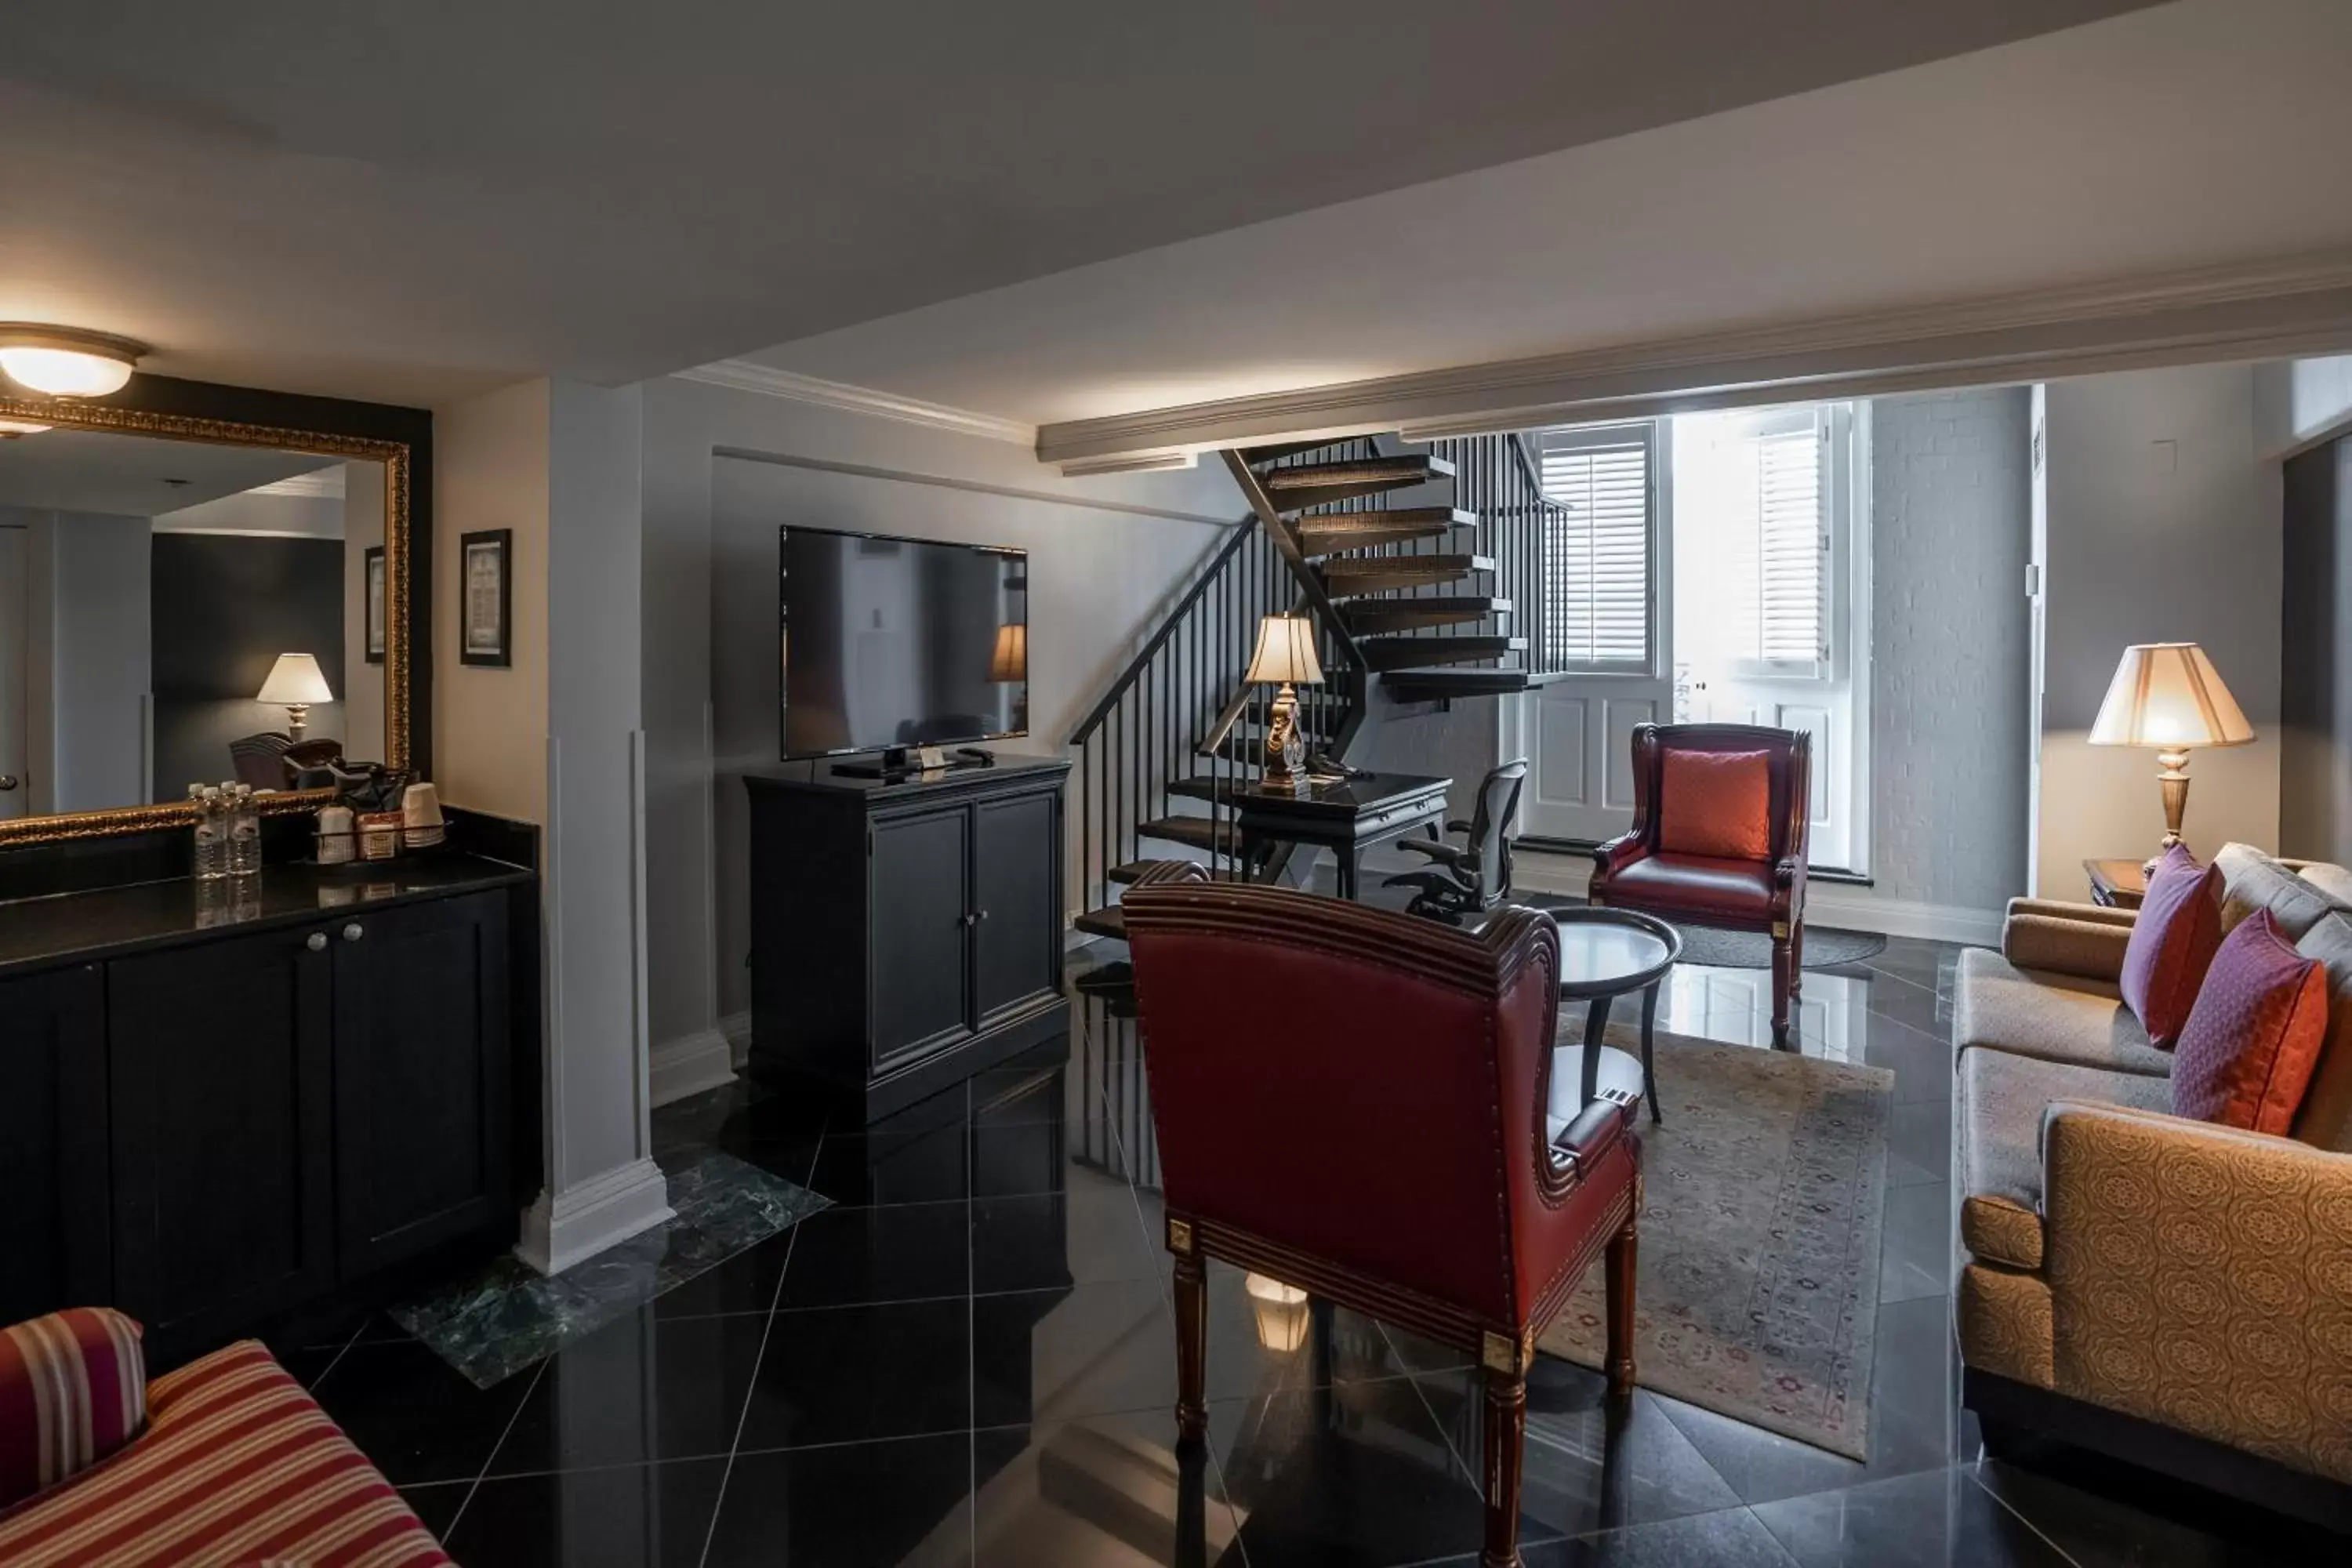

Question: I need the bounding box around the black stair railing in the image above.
[1421,431,1574,676]
[1065,439,1375,916]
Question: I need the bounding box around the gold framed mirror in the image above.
[0,385,416,845]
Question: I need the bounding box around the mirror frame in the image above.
[0,376,424,845]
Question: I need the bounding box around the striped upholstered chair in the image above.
[0,1311,450,1566]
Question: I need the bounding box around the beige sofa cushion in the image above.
[2294,861,2352,907]
[1952,946,2172,1078]
[2292,913,2352,1152]
[1957,1044,2172,1211]
[2216,841,2349,940]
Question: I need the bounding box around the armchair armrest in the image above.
[1549,1087,1636,1183]
[2002,909,2132,984]
[1591,830,1646,880]
[2008,896,2138,929]
[2039,1101,2352,1482]
[1397,838,1472,869]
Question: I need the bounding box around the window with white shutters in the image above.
[1534,424,1653,673]
[1680,407,1831,677]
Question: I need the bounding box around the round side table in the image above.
[1550,907,1682,1123]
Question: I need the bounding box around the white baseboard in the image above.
[1803,890,2003,948]
[516,1158,674,1276]
[1507,848,2001,946]
[1507,851,1591,898]
[719,1010,752,1069]
[649,1026,738,1108]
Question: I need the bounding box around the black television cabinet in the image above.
[746,758,1069,1120]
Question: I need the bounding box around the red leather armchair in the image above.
[1123,865,1640,1568]
[1589,722,1811,1047]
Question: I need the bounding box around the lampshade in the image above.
[0,326,145,397]
[257,652,334,706]
[2087,643,2254,750]
[988,622,1027,683]
[1244,614,1324,687]
[1243,1272,1311,1353]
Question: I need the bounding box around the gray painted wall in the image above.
[2281,434,2351,862]
[2038,364,2281,894]
[6,506,151,815]
[641,378,1245,1057]
[1863,388,2033,914]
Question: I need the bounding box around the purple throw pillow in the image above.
[2118,844,2223,1048]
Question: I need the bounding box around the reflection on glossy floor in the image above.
[271,900,2336,1565]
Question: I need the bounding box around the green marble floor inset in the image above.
[390,1149,829,1388]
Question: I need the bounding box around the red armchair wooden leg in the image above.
[1480,1363,1527,1568]
[1173,1250,1207,1444]
[1769,927,1795,1049]
[1605,1213,1639,1400]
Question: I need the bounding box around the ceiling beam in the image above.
[1037,249,2352,466]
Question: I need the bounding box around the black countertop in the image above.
[0,854,534,980]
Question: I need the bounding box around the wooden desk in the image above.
[1232,771,1451,901]
[2084,858,2147,909]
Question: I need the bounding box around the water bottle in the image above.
[191,786,227,881]
[229,784,263,877]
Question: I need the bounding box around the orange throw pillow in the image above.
[2170,909,2329,1134]
[1657,748,1773,862]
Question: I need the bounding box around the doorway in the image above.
[1520,401,1871,875]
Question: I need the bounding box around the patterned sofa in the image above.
[1951,843,2352,1529]
[0,1334,452,1567]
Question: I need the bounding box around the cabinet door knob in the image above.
[342,923,365,942]
[975,909,989,922]
[306,932,328,952]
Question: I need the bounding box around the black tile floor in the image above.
[272,911,2342,1566]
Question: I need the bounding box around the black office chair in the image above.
[1385,758,1528,921]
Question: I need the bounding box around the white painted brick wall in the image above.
[1867,389,2033,912]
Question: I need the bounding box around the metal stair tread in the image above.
[1138,815,1251,855]
[1381,667,1568,700]
[1359,634,1527,672]
[1073,905,1129,941]
[1261,455,1454,491]
[1342,597,1512,634]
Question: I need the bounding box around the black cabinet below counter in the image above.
[0,856,534,1363]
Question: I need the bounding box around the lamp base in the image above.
[285,704,310,742]
[2144,748,2192,873]
[1263,682,1305,785]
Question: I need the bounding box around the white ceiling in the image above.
[746,0,2352,431]
[0,430,335,517]
[0,1,2154,408]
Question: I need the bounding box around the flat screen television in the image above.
[779,525,1029,760]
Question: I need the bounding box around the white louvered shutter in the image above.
[1535,426,1653,672]
[1685,409,1828,674]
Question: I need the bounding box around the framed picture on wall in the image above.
[364,546,387,664]
[460,528,513,668]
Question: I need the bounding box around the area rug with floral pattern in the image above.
[1537,1022,1894,1460]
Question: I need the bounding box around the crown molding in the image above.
[674,358,1036,447]
[1036,249,2352,463]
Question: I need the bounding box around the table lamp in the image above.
[258,652,334,741]
[988,622,1028,733]
[1244,614,1323,784]
[2087,642,2253,864]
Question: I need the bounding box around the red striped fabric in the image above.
[0,1340,452,1567]
[0,1309,147,1508]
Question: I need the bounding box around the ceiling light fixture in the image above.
[0,325,147,398]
